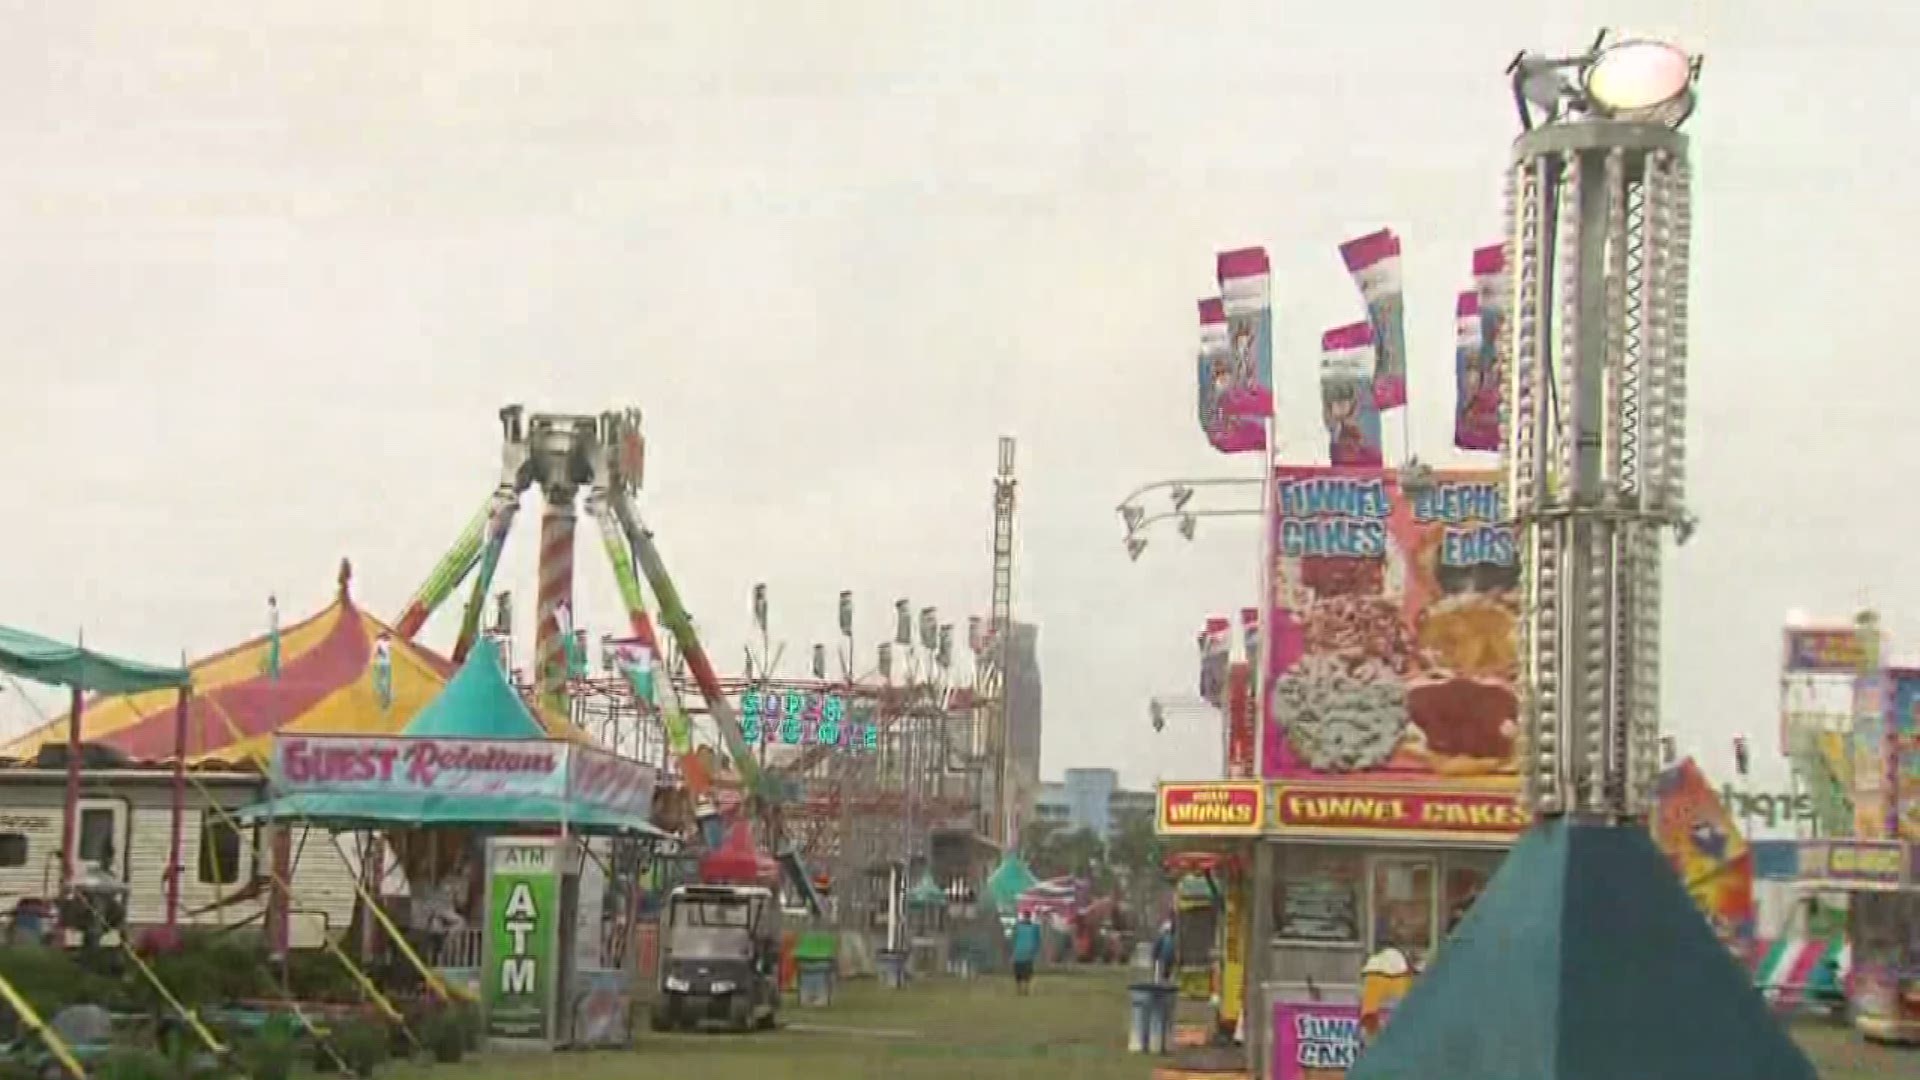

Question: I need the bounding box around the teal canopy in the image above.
[401,637,546,740]
[985,853,1038,911]
[234,790,671,838]
[0,625,189,696]
[1348,818,1816,1080]
[907,871,947,908]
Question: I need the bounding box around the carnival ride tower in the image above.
[1504,42,1696,822]
[392,405,763,836]
[1352,33,1816,1080]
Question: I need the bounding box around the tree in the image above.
[1106,808,1168,919]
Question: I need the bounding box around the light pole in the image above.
[1116,478,1263,560]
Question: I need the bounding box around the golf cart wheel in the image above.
[650,1001,675,1032]
[729,996,753,1033]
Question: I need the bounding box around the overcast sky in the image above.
[1,2,1910,792]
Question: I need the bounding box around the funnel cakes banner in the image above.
[1262,467,1522,810]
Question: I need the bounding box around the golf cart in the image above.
[651,883,781,1032]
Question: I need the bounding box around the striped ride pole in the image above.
[535,492,578,716]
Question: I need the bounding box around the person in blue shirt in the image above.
[1010,911,1042,995]
[1152,920,1177,983]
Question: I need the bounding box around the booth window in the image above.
[198,813,247,885]
[0,833,26,868]
[1274,846,1362,944]
[1442,852,1502,934]
[1369,855,1436,966]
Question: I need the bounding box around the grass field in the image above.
[382,967,1913,1080]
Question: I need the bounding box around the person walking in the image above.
[1010,910,1042,996]
[1152,919,1177,983]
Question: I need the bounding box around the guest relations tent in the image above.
[236,636,664,838]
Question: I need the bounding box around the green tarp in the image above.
[1348,817,1816,1080]
[0,625,189,695]
[400,636,545,740]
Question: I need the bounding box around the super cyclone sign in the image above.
[739,689,878,752]
[274,735,567,800]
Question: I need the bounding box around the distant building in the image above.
[1034,767,1154,842]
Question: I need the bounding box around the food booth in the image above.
[1255,467,1525,1079]
[1155,781,1263,1037]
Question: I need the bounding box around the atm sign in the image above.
[1157,782,1264,835]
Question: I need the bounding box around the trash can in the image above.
[797,958,836,1007]
[1128,982,1178,1054]
[877,949,909,989]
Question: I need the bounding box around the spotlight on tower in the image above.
[1584,39,1699,126]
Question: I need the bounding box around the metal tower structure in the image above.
[1504,38,1699,820]
[983,436,1018,846]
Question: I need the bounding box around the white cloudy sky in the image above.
[0,2,1910,793]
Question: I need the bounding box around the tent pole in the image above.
[166,682,190,933]
[60,683,83,897]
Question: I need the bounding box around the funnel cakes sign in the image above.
[1264,467,1522,831]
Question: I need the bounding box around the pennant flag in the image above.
[616,641,657,706]
[1339,229,1408,410]
[262,596,282,681]
[1469,243,1510,451]
[1198,299,1265,453]
[372,633,394,710]
[1199,617,1231,707]
[1216,247,1274,419]
[1455,290,1499,451]
[1321,322,1385,466]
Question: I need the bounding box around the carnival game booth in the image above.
[1753,838,1920,1045]
[1257,467,1526,1078]
[1155,781,1263,1043]
[237,637,670,1050]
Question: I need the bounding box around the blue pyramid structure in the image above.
[1348,817,1816,1080]
[401,636,546,741]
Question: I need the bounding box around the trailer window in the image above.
[0,833,26,868]
[78,809,116,873]
[198,813,246,885]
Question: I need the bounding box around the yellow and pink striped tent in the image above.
[2,568,461,766]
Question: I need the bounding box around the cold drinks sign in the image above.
[1157,782,1264,836]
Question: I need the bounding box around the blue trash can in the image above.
[797,958,836,1007]
[877,949,909,989]
[1127,982,1177,1054]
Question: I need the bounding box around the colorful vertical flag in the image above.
[1240,607,1260,663]
[372,633,394,710]
[618,641,657,706]
[1215,247,1274,419]
[1454,291,1499,451]
[262,596,282,680]
[1339,229,1408,410]
[1321,322,1385,466]
[1469,243,1510,451]
[1198,299,1265,453]
[1198,617,1231,707]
